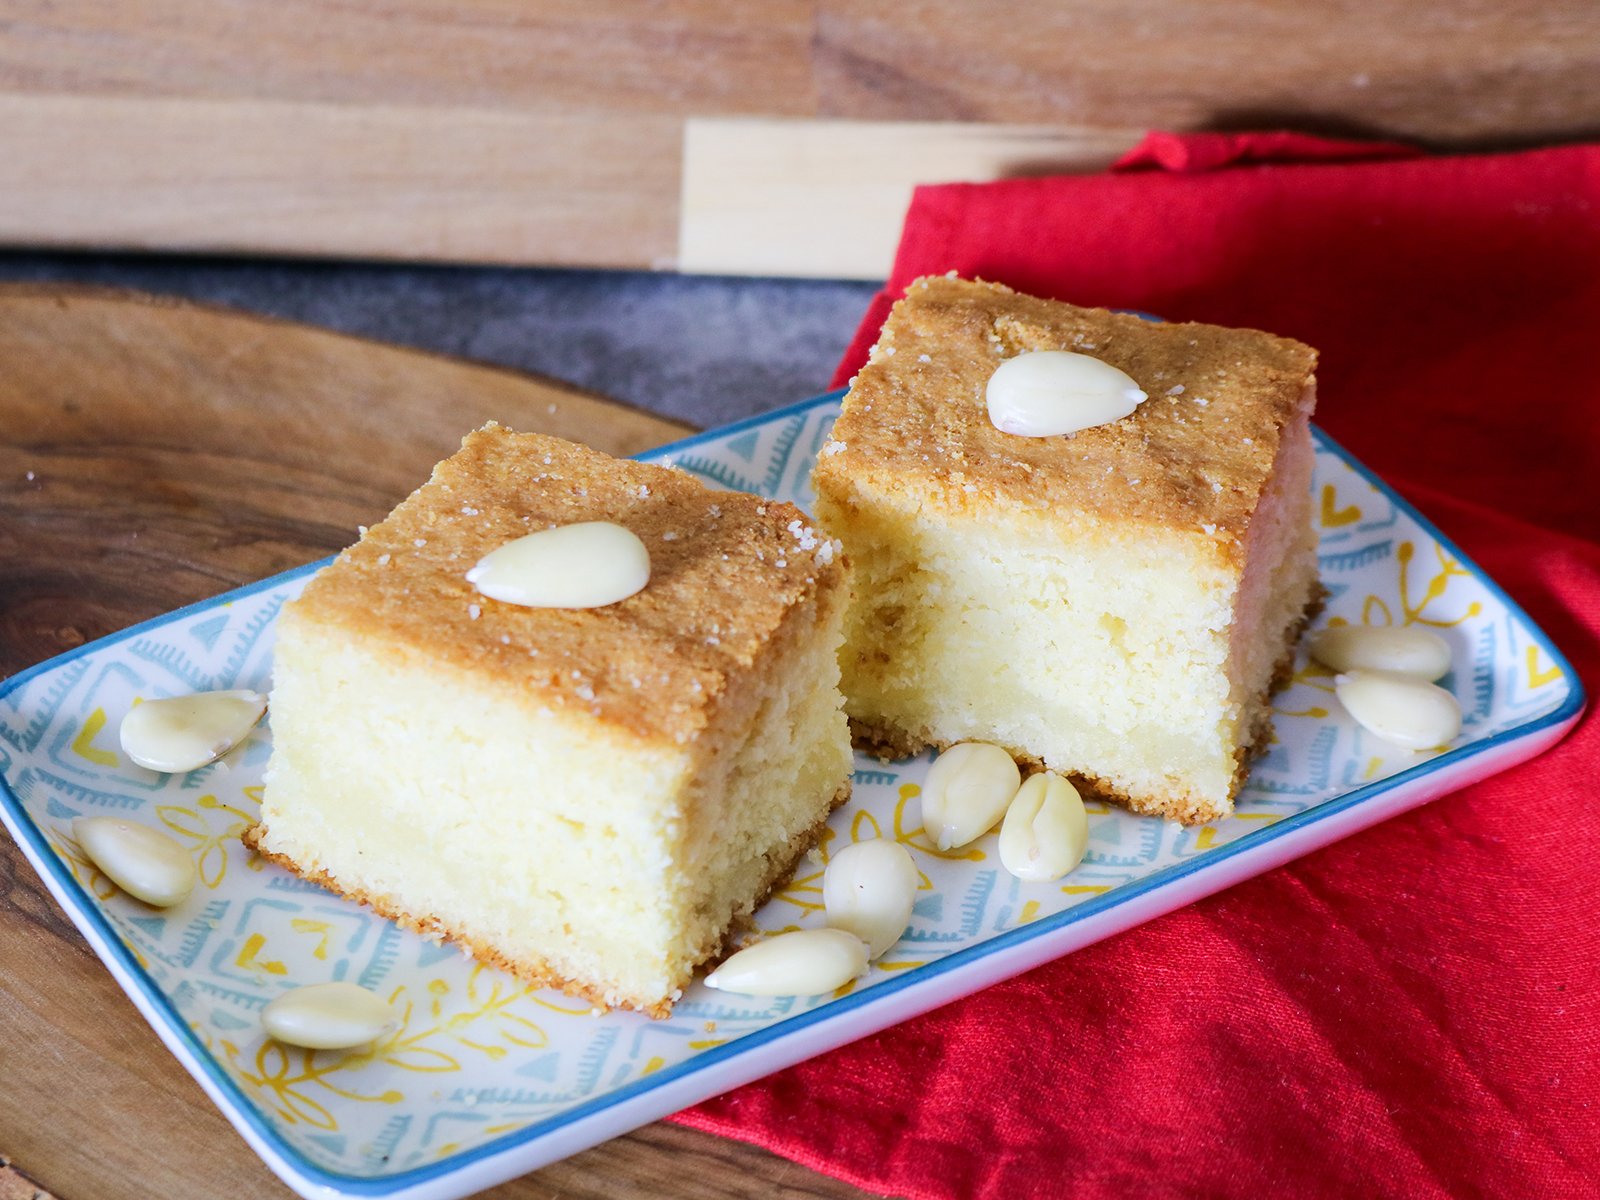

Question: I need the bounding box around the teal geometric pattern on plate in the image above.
[0,389,1582,1199]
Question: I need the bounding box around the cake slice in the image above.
[247,424,852,1016]
[812,276,1321,825]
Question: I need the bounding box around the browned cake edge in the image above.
[815,275,1319,550]
[241,780,851,1020]
[294,422,849,752]
[850,586,1327,827]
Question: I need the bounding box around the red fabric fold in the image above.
[1112,129,1421,172]
[687,132,1600,1199]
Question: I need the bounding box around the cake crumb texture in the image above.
[254,425,855,1015]
[813,276,1321,824]
[244,779,851,1019]
[300,423,845,748]
[817,274,1317,550]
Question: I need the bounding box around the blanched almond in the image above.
[998,772,1089,883]
[466,521,650,609]
[1309,625,1452,681]
[1334,669,1463,750]
[920,742,1022,851]
[262,982,399,1050]
[823,839,918,958]
[73,816,197,908]
[119,689,266,774]
[986,350,1148,438]
[703,929,868,997]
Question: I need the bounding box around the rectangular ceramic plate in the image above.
[0,389,1584,1200]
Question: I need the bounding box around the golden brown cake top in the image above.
[289,424,845,748]
[813,276,1318,546]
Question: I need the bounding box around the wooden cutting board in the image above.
[2,0,1597,277]
[0,286,867,1200]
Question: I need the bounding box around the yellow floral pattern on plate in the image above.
[0,396,1576,1188]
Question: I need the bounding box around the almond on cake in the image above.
[247,424,852,1017]
[811,276,1322,825]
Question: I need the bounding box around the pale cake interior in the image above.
[674,586,853,950]
[250,424,853,1017]
[812,275,1323,825]
[256,582,851,1017]
[817,400,1319,824]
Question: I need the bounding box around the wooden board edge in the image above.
[0,281,695,446]
[678,117,1146,279]
[0,1157,60,1200]
[0,93,684,271]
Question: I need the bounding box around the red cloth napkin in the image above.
[676,132,1600,1198]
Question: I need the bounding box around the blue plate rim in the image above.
[0,388,1586,1196]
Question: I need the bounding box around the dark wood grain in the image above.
[815,0,1600,148]
[0,287,876,1200]
[1,1,1597,270]
[4,0,1592,144]
[0,2,819,114]
[0,1158,59,1200]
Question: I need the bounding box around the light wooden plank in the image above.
[0,1160,58,1200]
[0,94,683,268]
[0,0,818,116]
[813,0,1600,147]
[0,286,872,1200]
[679,118,1144,279]
[2,2,1599,271]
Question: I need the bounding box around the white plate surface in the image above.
[0,390,1583,1200]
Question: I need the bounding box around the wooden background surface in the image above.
[2,2,1599,275]
[4,5,1599,1196]
[0,286,878,1200]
